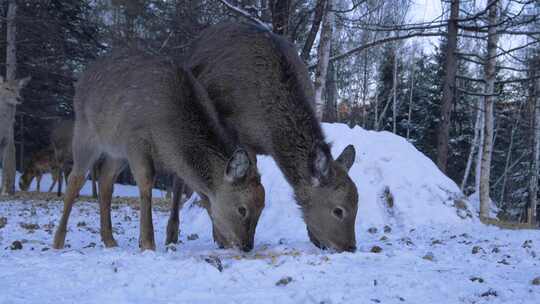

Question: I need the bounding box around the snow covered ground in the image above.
[1,123,539,304]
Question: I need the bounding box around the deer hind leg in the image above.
[91,164,98,199]
[48,168,59,192]
[56,170,63,197]
[36,174,42,192]
[128,149,156,251]
[53,131,99,249]
[97,157,125,248]
[166,176,186,245]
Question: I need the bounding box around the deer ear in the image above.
[225,149,251,182]
[311,146,330,186]
[17,76,31,88]
[336,145,356,171]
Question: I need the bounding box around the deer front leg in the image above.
[53,133,98,249]
[52,173,87,249]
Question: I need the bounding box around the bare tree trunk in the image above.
[479,1,499,221]
[461,98,482,192]
[269,0,290,35]
[406,54,415,140]
[499,113,520,203]
[376,94,393,131]
[374,92,379,130]
[436,0,460,174]
[1,0,18,195]
[300,0,326,62]
[313,0,334,121]
[528,70,540,226]
[362,51,369,128]
[475,94,485,193]
[322,62,338,122]
[392,45,398,134]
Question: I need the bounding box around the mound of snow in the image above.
[467,192,499,218]
[323,123,469,229]
[183,123,470,244]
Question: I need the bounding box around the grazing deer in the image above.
[19,148,64,193]
[53,52,265,251]
[19,120,75,195]
[0,76,30,195]
[185,22,358,252]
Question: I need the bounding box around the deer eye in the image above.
[332,207,345,220]
[237,206,247,218]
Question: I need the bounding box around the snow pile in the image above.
[467,192,499,218]
[322,123,469,229]
[181,123,470,245]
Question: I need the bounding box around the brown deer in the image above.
[53,52,265,251]
[19,148,64,193]
[1,75,30,195]
[19,119,74,195]
[184,22,358,252]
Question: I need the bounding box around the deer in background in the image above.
[53,52,265,251]
[19,119,99,197]
[0,76,30,195]
[19,148,65,193]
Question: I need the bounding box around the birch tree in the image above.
[479,1,500,220]
[528,60,539,225]
[314,0,334,120]
[1,0,18,195]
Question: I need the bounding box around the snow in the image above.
[5,172,168,198]
[1,123,539,303]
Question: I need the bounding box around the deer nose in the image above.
[241,243,253,252]
[345,245,357,252]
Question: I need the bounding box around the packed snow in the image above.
[1,123,539,304]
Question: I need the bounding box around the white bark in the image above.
[499,114,520,203]
[392,47,398,134]
[1,0,18,195]
[461,98,483,192]
[475,95,485,193]
[406,52,415,141]
[479,1,499,220]
[314,0,334,121]
[528,75,540,225]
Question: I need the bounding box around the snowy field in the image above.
[1,123,539,304]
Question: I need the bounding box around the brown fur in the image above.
[19,119,75,194]
[19,148,62,193]
[52,52,265,251]
[187,22,358,252]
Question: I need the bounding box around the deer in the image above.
[183,22,358,252]
[53,52,265,252]
[19,148,64,193]
[19,119,74,195]
[0,75,30,195]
